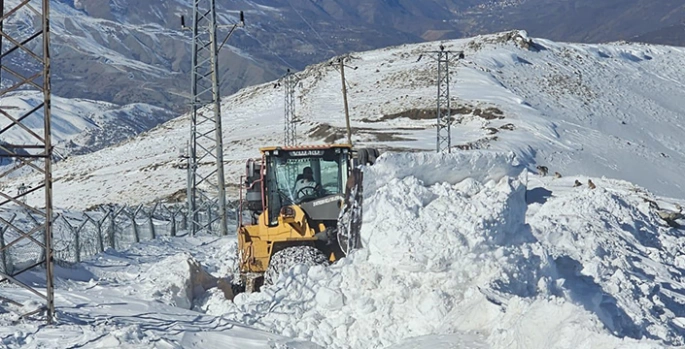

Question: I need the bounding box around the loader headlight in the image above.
[280,206,296,218]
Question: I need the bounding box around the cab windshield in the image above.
[274,154,346,204]
[265,148,349,225]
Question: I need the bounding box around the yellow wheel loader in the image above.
[236,144,377,292]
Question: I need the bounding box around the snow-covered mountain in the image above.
[8,30,685,210]
[0,0,279,112]
[0,90,174,164]
[3,30,685,349]
[6,0,684,115]
[3,0,683,165]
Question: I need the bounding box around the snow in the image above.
[0,236,321,348]
[194,152,685,348]
[3,149,685,348]
[8,31,685,210]
[0,90,172,161]
[3,31,685,348]
[193,151,675,349]
[385,333,489,349]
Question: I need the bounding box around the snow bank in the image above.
[360,150,527,270]
[203,151,670,348]
[0,235,327,348]
[143,252,217,309]
[363,151,523,195]
[529,185,685,345]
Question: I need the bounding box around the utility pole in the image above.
[0,0,56,323]
[181,5,244,236]
[283,69,297,146]
[419,45,464,153]
[339,59,352,145]
[332,57,357,146]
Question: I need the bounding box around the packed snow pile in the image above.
[143,252,217,309]
[529,181,685,344]
[199,151,682,348]
[361,151,523,194]
[360,151,528,271]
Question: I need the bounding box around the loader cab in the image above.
[261,145,351,226]
[237,144,377,293]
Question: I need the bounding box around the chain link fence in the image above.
[0,200,238,275]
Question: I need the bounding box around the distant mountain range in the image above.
[633,22,685,46]
[12,1,685,114]
[1,0,683,156]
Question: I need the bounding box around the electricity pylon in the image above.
[283,69,297,146]
[419,45,464,153]
[0,0,56,323]
[181,4,244,236]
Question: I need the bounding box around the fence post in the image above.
[110,206,127,249]
[94,214,106,253]
[129,206,142,243]
[148,202,158,240]
[172,206,183,237]
[108,209,116,250]
[83,213,99,257]
[206,201,213,234]
[73,223,80,263]
[25,212,46,265]
[59,214,79,263]
[162,205,176,237]
[75,218,91,263]
[96,206,109,252]
[180,209,187,232]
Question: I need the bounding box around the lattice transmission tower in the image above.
[419,45,464,153]
[283,69,297,146]
[182,3,243,236]
[0,0,55,323]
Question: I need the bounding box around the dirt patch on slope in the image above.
[309,123,413,143]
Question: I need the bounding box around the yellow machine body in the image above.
[238,205,338,274]
[237,144,353,290]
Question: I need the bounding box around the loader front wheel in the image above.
[263,246,329,286]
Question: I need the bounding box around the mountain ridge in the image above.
[6,30,685,210]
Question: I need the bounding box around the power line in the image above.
[242,28,296,70]
[288,3,337,56]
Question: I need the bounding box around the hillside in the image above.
[467,0,685,44]
[7,30,685,210]
[0,0,278,112]
[0,91,174,162]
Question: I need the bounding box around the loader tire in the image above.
[263,246,329,286]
